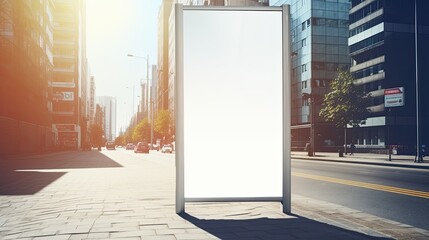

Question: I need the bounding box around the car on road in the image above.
[161,144,173,153]
[126,143,134,150]
[105,142,115,150]
[134,142,149,153]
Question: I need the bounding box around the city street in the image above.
[292,160,429,231]
[1,150,429,239]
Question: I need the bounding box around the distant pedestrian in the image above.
[350,143,355,156]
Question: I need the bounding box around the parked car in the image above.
[105,142,115,150]
[161,144,173,153]
[134,142,149,153]
[126,143,134,150]
[152,143,160,151]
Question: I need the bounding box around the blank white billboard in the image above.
[175,5,291,213]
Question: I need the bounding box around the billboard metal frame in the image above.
[175,4,291,214]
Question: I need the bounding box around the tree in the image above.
[319,70,370,150]
[115,135,125,146]
[89,124,104,147]
[132,118,151,142]
[123,126,134,144]
[154,110,172,141]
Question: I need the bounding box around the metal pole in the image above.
[388,108,391,161]
[175,3,185,214]
[132,86,135,127]
[415,0,422,163]
[146,55,149,119]
[282,4,292,214]
[311,96,315,156]
[151,91,154,149]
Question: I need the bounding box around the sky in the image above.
[86,0,162,136]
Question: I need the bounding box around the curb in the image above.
[292,156,429,170]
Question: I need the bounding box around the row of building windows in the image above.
[350,0,383,24]
[350,32,384,53]
[352,63,384,79]
[312,17,349,28]
[350,16,383,37]
[300,17,349,32]
[298,79,328,91]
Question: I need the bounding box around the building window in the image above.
[302,19,311,31]
[302,63,308,73]
[302,38,307,47]
[301,80,307,89]
[302,98,309,106]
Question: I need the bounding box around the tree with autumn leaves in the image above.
[117,110,173,145]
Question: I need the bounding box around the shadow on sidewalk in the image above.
[179,212,392,240]
[0,151,122,195]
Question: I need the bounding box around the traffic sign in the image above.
[384,87,404,108]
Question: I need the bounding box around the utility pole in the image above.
[415,0,423,163]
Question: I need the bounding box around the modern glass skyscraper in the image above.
[273,0,351,151]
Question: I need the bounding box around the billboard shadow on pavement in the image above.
[179,212,393,240]
[0,151,122,195]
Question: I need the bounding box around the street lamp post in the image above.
[414,0,423,163]
[127,54,153,148]
[302,92,315,156]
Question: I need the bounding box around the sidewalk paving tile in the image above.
[1,151,428,240]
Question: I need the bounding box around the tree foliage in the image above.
[89,124,104,146]
[319,70,370,128]
[115,135,124,146]
[132,118,151,142]
[154,110,171,139]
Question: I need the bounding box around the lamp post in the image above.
[302,92,315,156]
[127,54,153,148]
[414,0,423,163]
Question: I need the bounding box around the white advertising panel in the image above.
[176,5,291,213]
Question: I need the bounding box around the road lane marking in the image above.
[292,172,429,199]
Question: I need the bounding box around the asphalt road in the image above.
[292,159,429,231]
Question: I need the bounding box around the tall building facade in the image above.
[89,76,96,125]
[51,0,87,149]
[0,0,55,155]
[273,0,351,151]
[158,0,174,113]
[348,0,429,152]
[96,96,117,142]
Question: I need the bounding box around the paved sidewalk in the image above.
[0,150,428,240]
[292,151,429,169]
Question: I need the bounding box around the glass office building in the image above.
[273,0,351,151]
[348,0,429,153]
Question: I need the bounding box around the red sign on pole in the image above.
[384,87,404,108]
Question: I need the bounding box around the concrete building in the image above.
[0,0,55,155]
[96,96,117,142]
[273,0,351,151]
[151,65,159,120]
[88,76,95,125]
[348,0,429,153]
[51,0,87,149]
